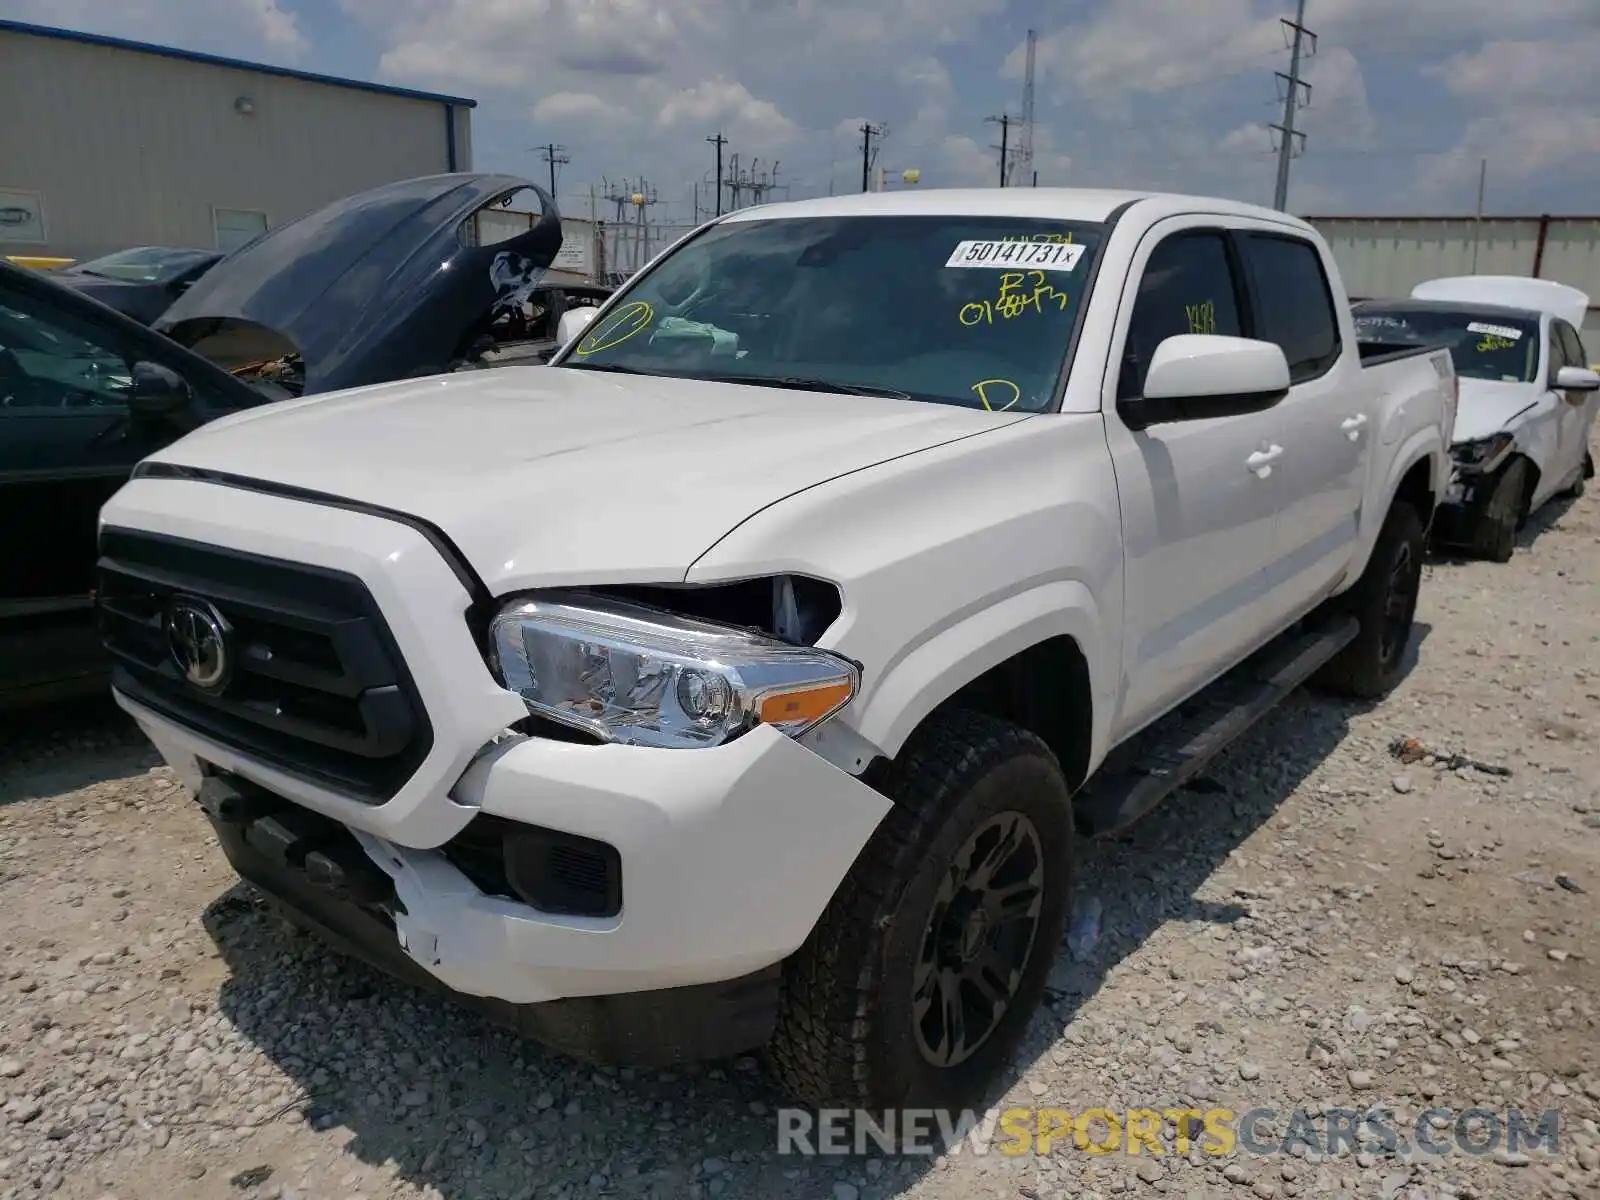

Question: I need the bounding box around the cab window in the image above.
[1118,231,1244,400]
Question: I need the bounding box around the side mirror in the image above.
[1121,334,1291,431]
[1554,365,1600,392]
[127,360,192,421]
[556,306,598,348]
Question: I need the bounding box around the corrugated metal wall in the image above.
[0,30,468,260]
[1308,216,1600,346]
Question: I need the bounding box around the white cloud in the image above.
[1424,34,1600,108]
[4,0,308,54]
[1029,0,1285,100]
[1408,109,1600,207]
[1296,46,1375,148]
[531,91,624,127]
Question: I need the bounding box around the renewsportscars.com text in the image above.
[776,1106,1562,1159]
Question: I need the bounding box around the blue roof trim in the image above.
[0,18,478,109]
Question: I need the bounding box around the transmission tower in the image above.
[1270,0,1316,211]
[1010,29,1038,187]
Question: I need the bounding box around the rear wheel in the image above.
[1315,500,1425,699]
[1472,457,1529,563]
[769,710,1075,1112]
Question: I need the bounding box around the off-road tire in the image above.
[1472,457,1529,563]
[768,709,1075,1112]
[1315,499,1425,699]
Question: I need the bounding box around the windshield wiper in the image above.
[698,373,911,400]
[559,361,654,376]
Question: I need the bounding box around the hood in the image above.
[141,367,1029,592]
[1452,377,1540,444]
[1412,275,1590,331]
[153,173,563,395]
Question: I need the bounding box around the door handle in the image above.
[1246,445,1283,478]
[1340,413,1368,440]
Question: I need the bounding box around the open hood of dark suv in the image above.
[153,173,563,395]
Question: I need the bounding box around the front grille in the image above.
[97,528,433,802]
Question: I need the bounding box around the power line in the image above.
[1270,0,1317,211]
[986,113,1013,187]
[859,122,884,193]
[706,131,728,217]
[536,143,569,199]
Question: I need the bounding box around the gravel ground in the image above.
[3,492,1599,1200]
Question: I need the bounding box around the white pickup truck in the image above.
[97,188,1457,1110]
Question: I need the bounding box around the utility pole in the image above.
[1270,0,1316,211]
[986,114,1012,186]
[537,143,569,198]
[859,122,883,193]
[706,131,728,216]
[1471,158,1487,271]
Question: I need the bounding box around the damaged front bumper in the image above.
[125,694,891,1066]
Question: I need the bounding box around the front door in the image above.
[1103,222,1288,740]
[1554,319,1595,488]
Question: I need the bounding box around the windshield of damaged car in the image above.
[75,246,216,285]
[556,215,1105,412]
[1352,304,1541,383]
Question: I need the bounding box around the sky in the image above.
[5,0,1598,226]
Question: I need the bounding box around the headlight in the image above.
[1451,432,1514,473]
[486,591,859,749]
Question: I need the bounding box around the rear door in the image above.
[1235,229,1367,624]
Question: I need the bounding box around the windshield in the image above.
[76,246,215,284]
[1352,304,1541,383]
[557,214,1105,412]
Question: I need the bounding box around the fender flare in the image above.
[1348,429,1446,583]
[847,579,1115,770]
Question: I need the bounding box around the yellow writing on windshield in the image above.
[1185,300,1217,335]
[971,378,1023,412]
[1000,232,1075,244]
[575,301,654,355]
[1477,334,1515,353]
[959,270,1069,325]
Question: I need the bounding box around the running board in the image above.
[1074,615,1360,838]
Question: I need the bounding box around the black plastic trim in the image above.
[129,462,492,608]
[1048,196,1143,414]
[97,526,434,801]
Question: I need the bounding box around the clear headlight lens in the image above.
[1452,432,1514,472]
[486,591,859,749]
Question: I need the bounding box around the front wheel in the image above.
[768,710,1075,1112]
[1472,457,1529,562]
[1315,500,1425,699]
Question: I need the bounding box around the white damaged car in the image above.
[1353,276,1599,561]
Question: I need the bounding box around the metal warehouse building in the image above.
[0,19,475,262]
[1306,214,1600,345]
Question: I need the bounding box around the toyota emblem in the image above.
[166,597,231,691]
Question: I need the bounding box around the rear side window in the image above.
[1240,234,1342,383]
[1118,232,1244,399]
